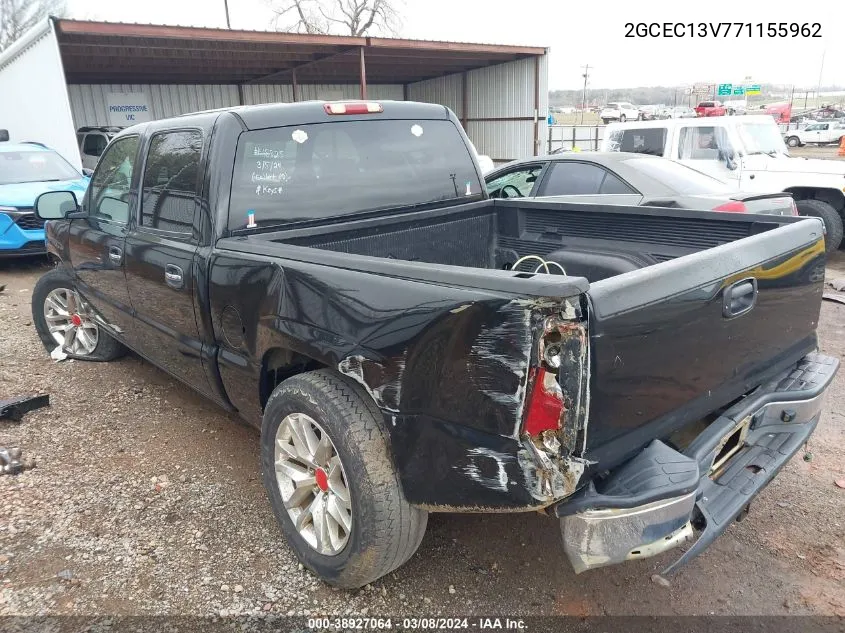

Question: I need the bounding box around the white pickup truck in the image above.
[601,115,845,252]
[785,121,845,148]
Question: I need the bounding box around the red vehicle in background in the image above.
[695,101,727,117]
[764,102,792,124]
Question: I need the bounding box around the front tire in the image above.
[261,370,427,588]
[795,199,843,254]
[31,268,126,361]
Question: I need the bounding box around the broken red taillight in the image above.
[323,102,384,115]
[523,368,564,437]
[712,200,747,213]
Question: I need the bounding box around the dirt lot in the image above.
[1,255,844,618]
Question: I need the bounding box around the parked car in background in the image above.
[601,115,845,252]
[722,100,747,115]
[600,102,640,124]
[486,152,797,216]
[785,121,845,147]
[639,105,659,120]
[659,106,697,119]
[695,101,727,117]
[77,126,122,171]
[0,135,89,257]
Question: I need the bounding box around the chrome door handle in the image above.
[164,264,184,289]
[108,246,122,264]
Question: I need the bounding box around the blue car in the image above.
[0,142,90,257]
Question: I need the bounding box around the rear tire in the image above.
[602,118,610,124]
[261,369,428,588]
[786,136,801,147]
[31,268,126,362]
[795,199,843,254]
[620,114,627,122]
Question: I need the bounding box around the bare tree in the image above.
[0,0,66,52]
[269,0,401,37]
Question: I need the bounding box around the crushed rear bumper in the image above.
[554,352,838,575]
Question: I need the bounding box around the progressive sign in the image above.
[106,93,152,126]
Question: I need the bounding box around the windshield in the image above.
[0,150,80,185]
[229,119,482,231]
[736,122,788,155]
[623,157,733,195]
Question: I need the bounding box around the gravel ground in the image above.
[1,255,844,618]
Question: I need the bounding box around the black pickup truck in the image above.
[31,100,837,588]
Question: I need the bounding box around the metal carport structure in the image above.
[1,18,548,167]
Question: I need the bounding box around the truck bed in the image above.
[253,198,800,282]
[221,199,826,473]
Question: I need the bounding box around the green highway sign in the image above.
[746,84,761,95]
[717,83,733,96]
[733,86,745,95]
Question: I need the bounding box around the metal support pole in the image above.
[402,83,409,101]
[533,56,540,156]
[359,47,367,100]
[461,71,468,131]
[292,67,299,102]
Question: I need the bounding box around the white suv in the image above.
[600,102,640,124]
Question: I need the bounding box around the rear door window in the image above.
[539,162,607,195]
[606,128,667,155]
[140,130,203,236]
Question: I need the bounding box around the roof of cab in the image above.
[117,100,453,139]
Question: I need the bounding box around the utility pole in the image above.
[579,65,591,124]
[223,0,232,28]
[815,49,826,109]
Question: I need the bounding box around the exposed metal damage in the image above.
[519,311,592,503]
[337,354,405,413]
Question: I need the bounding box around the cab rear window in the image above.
[228,119,482,231]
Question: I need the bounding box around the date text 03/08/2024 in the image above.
[306,617,528,630]
[625,22,821,38]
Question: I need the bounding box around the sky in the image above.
[66,0,845,91]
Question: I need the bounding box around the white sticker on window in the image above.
[291,129,308,144]
[411,124,423,137]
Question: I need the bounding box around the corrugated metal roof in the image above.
[52,19,546,85]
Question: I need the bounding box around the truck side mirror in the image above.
[34,191,79,220]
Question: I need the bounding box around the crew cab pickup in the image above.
[785,121,845,148]
[31,101,836,589]
[601,115,845,253]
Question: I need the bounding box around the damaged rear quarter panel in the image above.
[211,256,590,511]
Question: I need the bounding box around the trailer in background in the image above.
[0,19,80,170]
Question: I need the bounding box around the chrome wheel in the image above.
[274,413,352,556]
[43,288,99,356]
